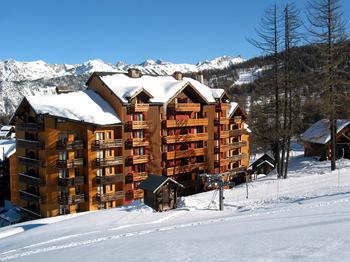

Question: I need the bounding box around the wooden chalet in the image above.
[301,119,350,160]
[139,175,184,211]
[9,69,250,219]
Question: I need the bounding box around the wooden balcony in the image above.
[214,117,229,125]
[57,158,84,168]
[17,139,43,150]
[229,166,247,174]
[168,103,201,112]
[166,162,208,176]
[17,156,43,168]
[233,116,242,123]
[127,121,152,130]
[229,141,248,149]
[165,118,208,128]
[16,122,43,132]
[98,191,124,202]
[93,139,122,149]
[133,189,144,199]
[58,176,85,187]
[126,155,149,165]
[164,148,207,160]
[56,140,84,150]
[215,103,229,112]
[163,133,208,144]
[128,138,150,147]
[133,103,149,112]
[58,194,85,205]
[214,145,229,154]
[19,190,42,203]
[214,158,230,168]
[95,156,123,167]
[133,172,148,182]
[96,174,123,185]
[18,173,44,186]
[229,153,248,162]
[229,129,248,137]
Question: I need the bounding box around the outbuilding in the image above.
[139,175,184,212]
[301,119,350,160]
[250,152,276,177]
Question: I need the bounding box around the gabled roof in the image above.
[227,102,248,119]
[139,175,185,193]
[301,119,350,145]
[97,73,222,104]
[250,152,276,169]
[0,139,16,161]
[13,89,121,126]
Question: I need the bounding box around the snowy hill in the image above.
[1,145,350,261]
[0,56,245,118]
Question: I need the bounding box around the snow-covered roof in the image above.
[244,123,252,133]
[0,126,14,131]
[26,89,121,126]
[99,74,221,104]
[0,139,16,161]
[227,102,238,117]
[301,119,350,145]
[211,89,225,99]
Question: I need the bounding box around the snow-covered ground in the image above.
[1,146,350,261]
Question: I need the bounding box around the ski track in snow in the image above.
[0,196,348,261]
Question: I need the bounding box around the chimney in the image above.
[128,68,141,78]
[173,71,183,81]
[196,73,204,84]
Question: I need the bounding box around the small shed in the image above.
[139,175,184,212]
[250,152,276,177]
[301,119,350,160]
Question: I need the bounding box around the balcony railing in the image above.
[58,194,85,205]
[127,138,150,147]
[56,140,84,150]
[163,133,208,144]
[164,148,207,160]
[133,172,148,182]
[95,156,123,167]
[16,122,43,132]
[126,155,149,165]
[168,103,201,112]
[58,176,85,187]
[96,174,123,185]
[18,173,44,186]
[17,139,44,150]
[214,117,229,125]
[126,121,152,130]
[133,103,149,112]
[166,162,208,176]
[165,118,208,128]
[17,156,43,168]
[19,190,42,203]
[97,191,124,202]
[229,166,247,174]
[229,153,248,162]
[214,158,230,168]
[229,141,248,149]
[229,129,248,137]
[93,139,122,149]
[57,158,84,168]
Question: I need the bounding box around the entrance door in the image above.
[162,185,170,210]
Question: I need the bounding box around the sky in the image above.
[0,0,349,65]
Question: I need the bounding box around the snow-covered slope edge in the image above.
[0,146,350,261]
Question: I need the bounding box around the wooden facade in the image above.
[10,70,250,219]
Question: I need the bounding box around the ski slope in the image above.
[0,148,350,262]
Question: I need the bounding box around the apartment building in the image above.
[10,69,249,219]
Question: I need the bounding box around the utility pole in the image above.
[200,173,235,211]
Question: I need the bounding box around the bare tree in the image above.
[306,0,348,170]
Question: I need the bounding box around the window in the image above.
[97,150,104,159]
[106,132,112,140]
[95,132,105,140]
[58,169,68,178]
[58,133,68,143]
[58,151,67,160]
